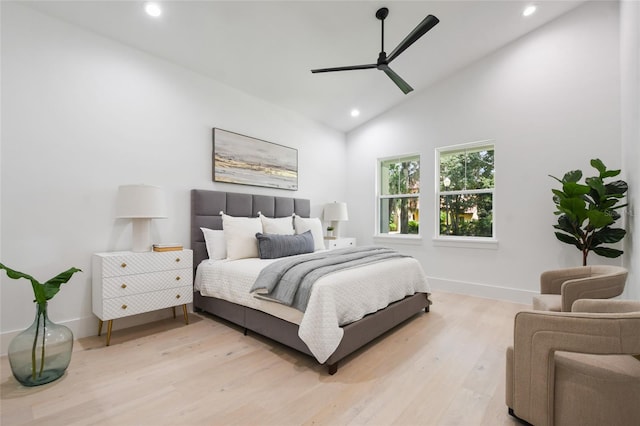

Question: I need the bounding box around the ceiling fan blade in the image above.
[386,14,439,64]
[311,64,377,73]
[379,65,413,94]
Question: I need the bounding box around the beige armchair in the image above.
[532,265,627,312]
[506,299,640,426]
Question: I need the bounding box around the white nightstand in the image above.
[92,249,193,345]
[324,237,357,250]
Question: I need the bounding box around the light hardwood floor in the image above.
[1,292,529,425]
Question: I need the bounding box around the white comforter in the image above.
[195,255,430,363]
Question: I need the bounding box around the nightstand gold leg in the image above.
[106,320,113,346]
[182,304,189,325]
[172,306,176,319]
[98,319,103,336]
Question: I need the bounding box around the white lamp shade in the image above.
[324,202,349,222]
[116,184,168,218]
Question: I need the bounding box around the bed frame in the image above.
[191,189,430,374]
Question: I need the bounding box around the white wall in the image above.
[346,1,627,303]
[0,3,347,352]
[620,0,640,300]
[2,1,636,356]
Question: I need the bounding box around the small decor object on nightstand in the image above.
[326,226,335,238]
[0,263,82,387]
[153,244,183,252]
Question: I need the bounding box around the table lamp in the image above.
[324,202,349,237]
[116,184,167,252]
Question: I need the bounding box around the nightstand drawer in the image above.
[102,269,192,298]
[102,286,193,320]
[100,251,193,277]
[325,237,357,250]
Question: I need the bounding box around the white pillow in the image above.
[200,227,227,260]
[259,213,294,235]
[294,215,325,251]
[222,214,263,260]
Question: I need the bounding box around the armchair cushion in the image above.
[532,294,562,311]
[554,352,640,426]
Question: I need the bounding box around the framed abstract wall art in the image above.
[213,128,298,191]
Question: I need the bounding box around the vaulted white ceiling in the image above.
[24,1,585,133]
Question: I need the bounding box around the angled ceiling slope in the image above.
[23,1,585,133]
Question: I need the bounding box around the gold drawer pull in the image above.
[175,258,181,263]
[176,294,181,299]
[121,304,128,310]
[121,283,127,289]
[175,276,181,281]
[121,263,127,268]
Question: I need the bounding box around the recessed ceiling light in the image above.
[145,2,162,18]
[523,5,537,17]
[350,109,360,117]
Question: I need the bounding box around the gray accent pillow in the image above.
[255,230,315,259]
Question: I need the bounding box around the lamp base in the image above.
[131,218,152,252]
[331,220,342,238]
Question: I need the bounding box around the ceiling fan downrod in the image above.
[377,7,389,57]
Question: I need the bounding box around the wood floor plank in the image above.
[1,291,527,425]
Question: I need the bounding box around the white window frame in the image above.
[434,141,498,249]
[375,153,422,242]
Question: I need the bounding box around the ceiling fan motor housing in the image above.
[376,7,389,20]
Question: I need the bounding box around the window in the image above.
[437,142,494,239]
[378,155,420,235]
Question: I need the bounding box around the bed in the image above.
[191,189,431,374]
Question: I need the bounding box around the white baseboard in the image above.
[1,307,187,356]
[428,276,536,306]
[1,283,530,355]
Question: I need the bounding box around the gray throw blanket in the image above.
[250,246,407,312]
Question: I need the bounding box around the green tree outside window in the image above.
[379,155,420,235]
[439,145,494,238]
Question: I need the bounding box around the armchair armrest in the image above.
[572,299,640,313]
[540,267,591,294]
[511,310,640,426]
[560,273,628,312]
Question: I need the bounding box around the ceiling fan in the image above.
[311,7,439,94]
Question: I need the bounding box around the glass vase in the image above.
[8,303,73,386]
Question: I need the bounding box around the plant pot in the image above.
[8,303,73,386]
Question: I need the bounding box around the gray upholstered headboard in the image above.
[191,189,311,271]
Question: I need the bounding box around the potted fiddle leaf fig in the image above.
[549,159,627,266]
[0,263,81,386]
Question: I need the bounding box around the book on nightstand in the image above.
[153,244,183,252]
